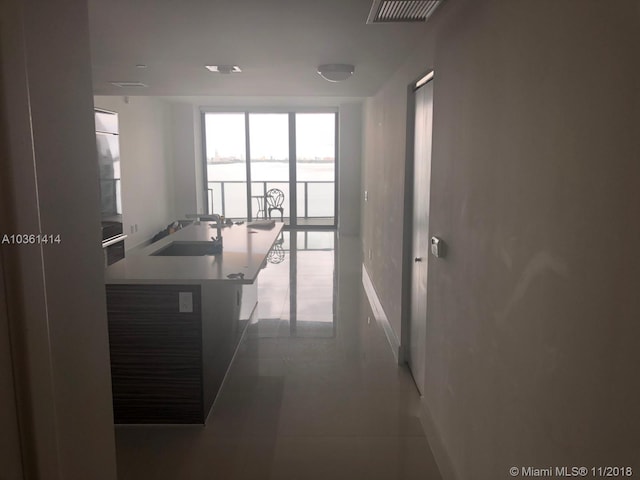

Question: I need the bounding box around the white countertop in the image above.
[105,222,284,284]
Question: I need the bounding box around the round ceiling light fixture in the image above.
[317,64,355,82]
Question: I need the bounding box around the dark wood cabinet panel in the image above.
[106,284,203,424]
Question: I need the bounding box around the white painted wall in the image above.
[193,106,205,214]
[170,102,200,217]
[94,96,176,249]
[338,103,362,236]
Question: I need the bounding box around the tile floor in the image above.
[114,232,442,480]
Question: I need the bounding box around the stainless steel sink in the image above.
[151,241,221,256]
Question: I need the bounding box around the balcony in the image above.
[207,180,335,227]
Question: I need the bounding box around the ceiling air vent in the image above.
[366,0,443,24]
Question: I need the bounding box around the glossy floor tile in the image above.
[114,232,442,480]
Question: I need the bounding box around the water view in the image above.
[207,161,335,219]
[204,112,337,221]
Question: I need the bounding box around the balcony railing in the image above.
[207,180,334,219]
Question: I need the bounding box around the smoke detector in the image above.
[367,0,443,24]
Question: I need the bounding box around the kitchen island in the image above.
[104,221,283,424]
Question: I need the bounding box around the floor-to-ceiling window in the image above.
[248,113,290,221]
[295,113,336,227]
[203,109,337,228]
[203,113,248,219]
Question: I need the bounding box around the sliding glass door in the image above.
[203,113,247,219]
[203,110,337,228]
[295,113,336,227]
[248,114,290,221]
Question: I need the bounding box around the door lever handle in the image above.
[414,257,423,262]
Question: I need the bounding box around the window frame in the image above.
[200,107,339,229]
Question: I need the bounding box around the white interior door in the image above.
[409,78,434,395]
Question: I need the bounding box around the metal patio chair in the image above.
[265,188,285,221]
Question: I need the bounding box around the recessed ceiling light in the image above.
[317,64,355,82]
[110,81,148,88]
[205,65,242,74]
[135,64,148,69]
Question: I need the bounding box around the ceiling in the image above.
[88,0,433,97]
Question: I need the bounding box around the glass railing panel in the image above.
[296,182,306,218]
[306,182,335,218]
[221,181,247,219]
[207,183,222,216]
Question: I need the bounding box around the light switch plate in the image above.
[179,292,193,313]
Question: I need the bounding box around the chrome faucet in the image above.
[208,214,223,252]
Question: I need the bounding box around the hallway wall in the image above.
[361,0,640,478]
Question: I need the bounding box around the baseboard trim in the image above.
[362,264,403,364]
[419,397,459,480]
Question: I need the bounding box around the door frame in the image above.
[400,70,435,366]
